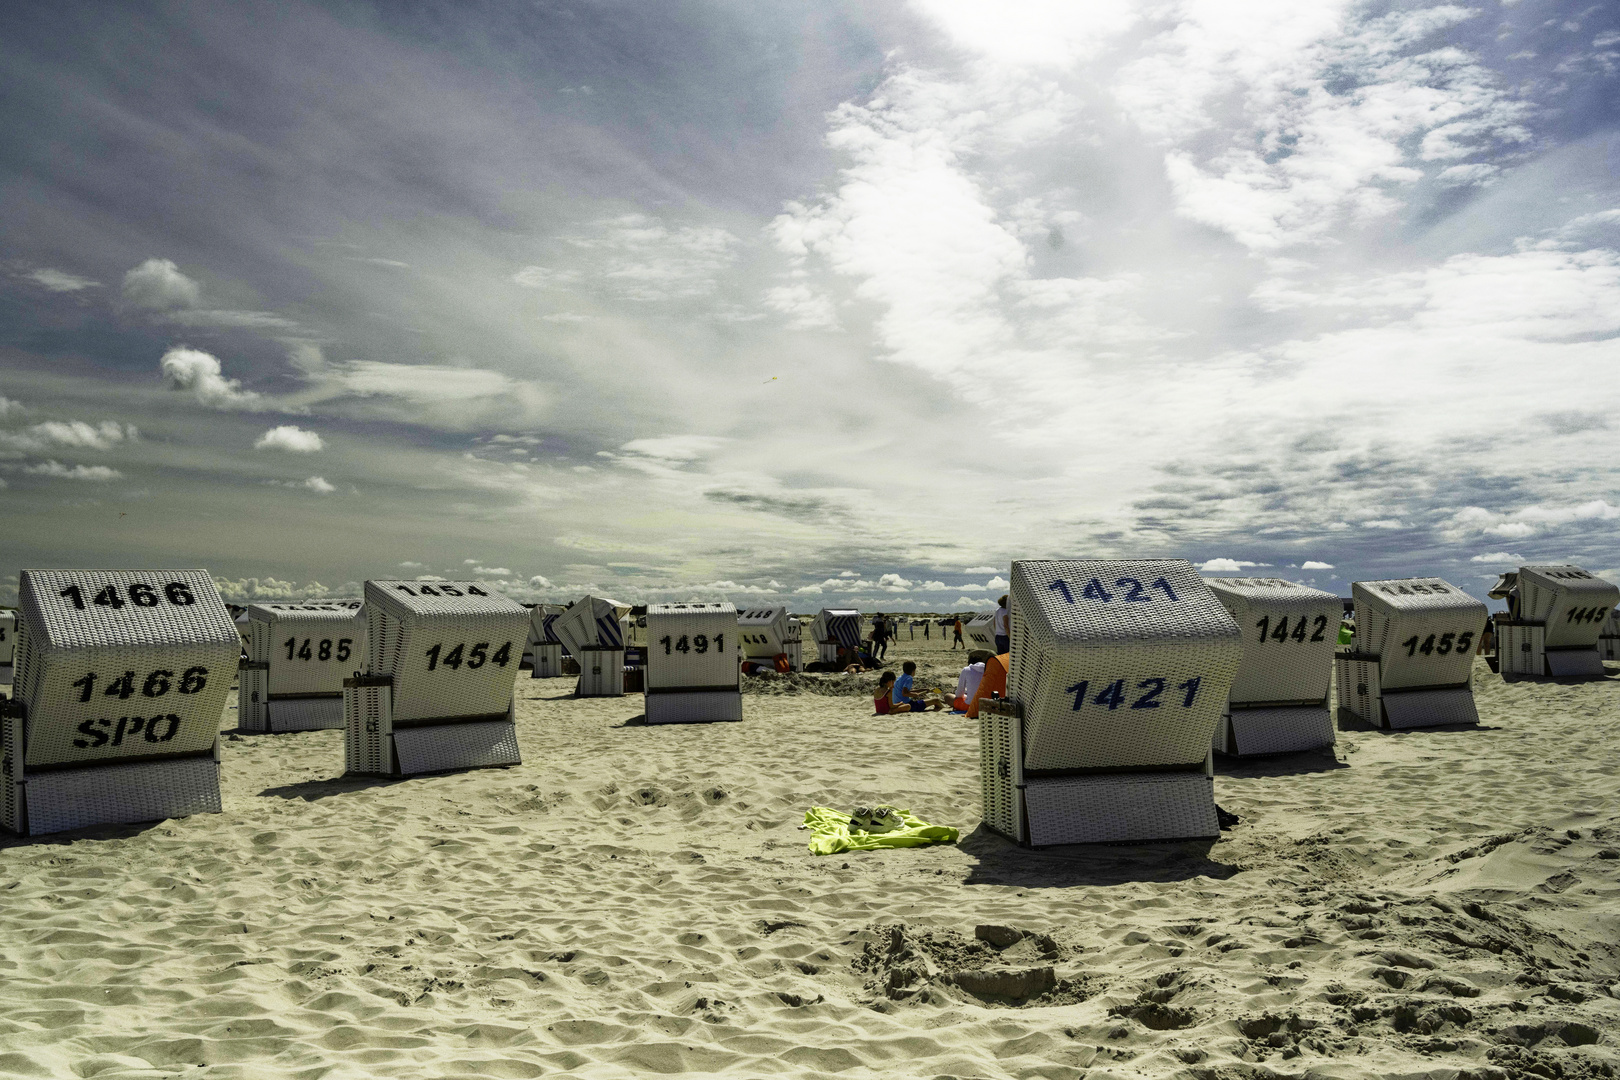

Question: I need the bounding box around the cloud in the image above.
[333,361,515,402]
[122,258,200,310]
[986,575,1009,590]
[400,561,427,569]
[300,476,335,493]
[953,596,983,608]
[1449,500,1620,540]
[794,584,824,595]
[213,576,327,602]
[1300,561,1335,570]
[1200,558,1260,573]
[472,566,512,576]
[254,425,324,452]
[23,460,122,481]
[1470,552,1523,564]
[0,420,136,452]
[528,575,552,588]
[160,346,260,408]
[962,566,999,574]
[877,573,912,591]
[24,268,100,292]
[0,397,20,417]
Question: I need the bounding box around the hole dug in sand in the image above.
[851,922,1091,1007]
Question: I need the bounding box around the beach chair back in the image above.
[240,600,365,731]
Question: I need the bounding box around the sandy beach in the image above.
[0,634,1616,1079]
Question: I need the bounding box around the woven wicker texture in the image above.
[1516,565,1618,649]
[553,596,629,656]
[16,570,238,769]
[1352,578,1486,691]
[1382,687,1479,729]
[392,720,520,775]
[1223,705,1335,755]
[1334,654,1381,725]
[577,649,624,697]
[1599,611,1620,661]
[1010,559,1241,771]
[21,755,221,836]
[737,605,800,661]
[530,642,563,678]
[0,611,14,667]
[1023,773,1218,845]
[363,581,526,724]
[1204,578,1338,706]
[1496,622,1544,678]
[343,679,392,775]
[978,710,1023,842]
[645,603,740,691]
[247,601,366,697]
[528,604,568,647]
[811,609,862,650]
[238,666,268,732]
[268,697,344,732]
[963,612,998,652]
[1546,650,1606,677]
[644,689,743,724]
[2,709,25,832]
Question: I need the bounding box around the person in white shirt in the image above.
[953,660,986,711]
[992,594,1010,654]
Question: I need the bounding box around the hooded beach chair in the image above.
[238,600,365,732]
[979,559,1241,846]
[1335,578,1487,728]
[810,608,862,665]
[962,611,998,654]
[4,569,235,835]
[1601,606,1620,663]
[737,604,803,671]
[0,610,14,686]
[527,603,569,679]
[1203,578,1339,755]
[643,602,742,723]
[1491,565,1616,679]
[343,580,525,776]
[553,595,631,696]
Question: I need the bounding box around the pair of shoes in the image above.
[849,805,904,833]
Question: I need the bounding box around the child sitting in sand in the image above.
[893,661,946,712]
[874,671,910,714]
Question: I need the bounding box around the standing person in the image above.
[872,613,890,660]
[952,617,964,650]
[923,619,930,640]
[993,595,1010,655]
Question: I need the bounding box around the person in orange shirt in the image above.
[965,652,1009,718]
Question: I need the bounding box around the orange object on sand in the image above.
[965,653,1009,718]
[774,653,791,673]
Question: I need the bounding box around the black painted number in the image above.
[1065,675,1200,711]
[1051,576,1179,605]
[1401,631,1475,658]
[425,641,512,671]
[71,666,207,703]
[283,637,353,663]
[58,581,200,612]
[1254,614,1329,644]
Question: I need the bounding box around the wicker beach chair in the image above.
[980,559,1241,846]
[1493,565,1617,678]
[343,580,525,777]
[737,605,802,671]
[0,609,14,687]
[643,603,742,724]
[810,609,862,664]
[526,603,568,679]
[962,611,998,654]
[1601,606,1620,663]
[552,595,630,696]
[4,569,236,835]
[238,600,364,733]
[1335,578,1487,728]
[1203,578,1338,755]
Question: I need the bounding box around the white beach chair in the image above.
[737,605,802,671]
[1203,578,1339,755]
[980,559,1241,846]
[810,608,862,664]
[553,595,630,696]
[963,611,998,654]
[527,603,568,679]
[1493,565,1617,679]
[1601,606,1620,663]
[343,580,525,777]
[3,569,235,835]
[1335,578,1487,728]
[0,610,14,686]
[643,603,742,724]
[238,600,365,733]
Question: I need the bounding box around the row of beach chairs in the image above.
[0,561,1612,840]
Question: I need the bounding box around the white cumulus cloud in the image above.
[1300,560,1335,571]
[255,425,324,452]
[122,258,200,310]
[23,460,122,481]
[160,346,260,408]
[1200,558,1260,573]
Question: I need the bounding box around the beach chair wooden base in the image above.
[1545,648,1606,678]
[530,643,563,679]
[644,688,742,725]
[0,663,12,686]
[267,696,344,732]
[1216,704,1334,755]
[1600,635,1620,663]
[1496,620,1545,679]
[576,647,624,696]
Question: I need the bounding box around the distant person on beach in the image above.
[953,660,985,711]
[874,671,909,714]
[893,660,944,712]
[923,620,930,640]
[952,618,964,649]
[872,614,890,660]
[993,595,1010,654]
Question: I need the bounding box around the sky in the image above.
[2,0,1617,611]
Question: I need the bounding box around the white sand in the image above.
[0,639,1616,1079]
